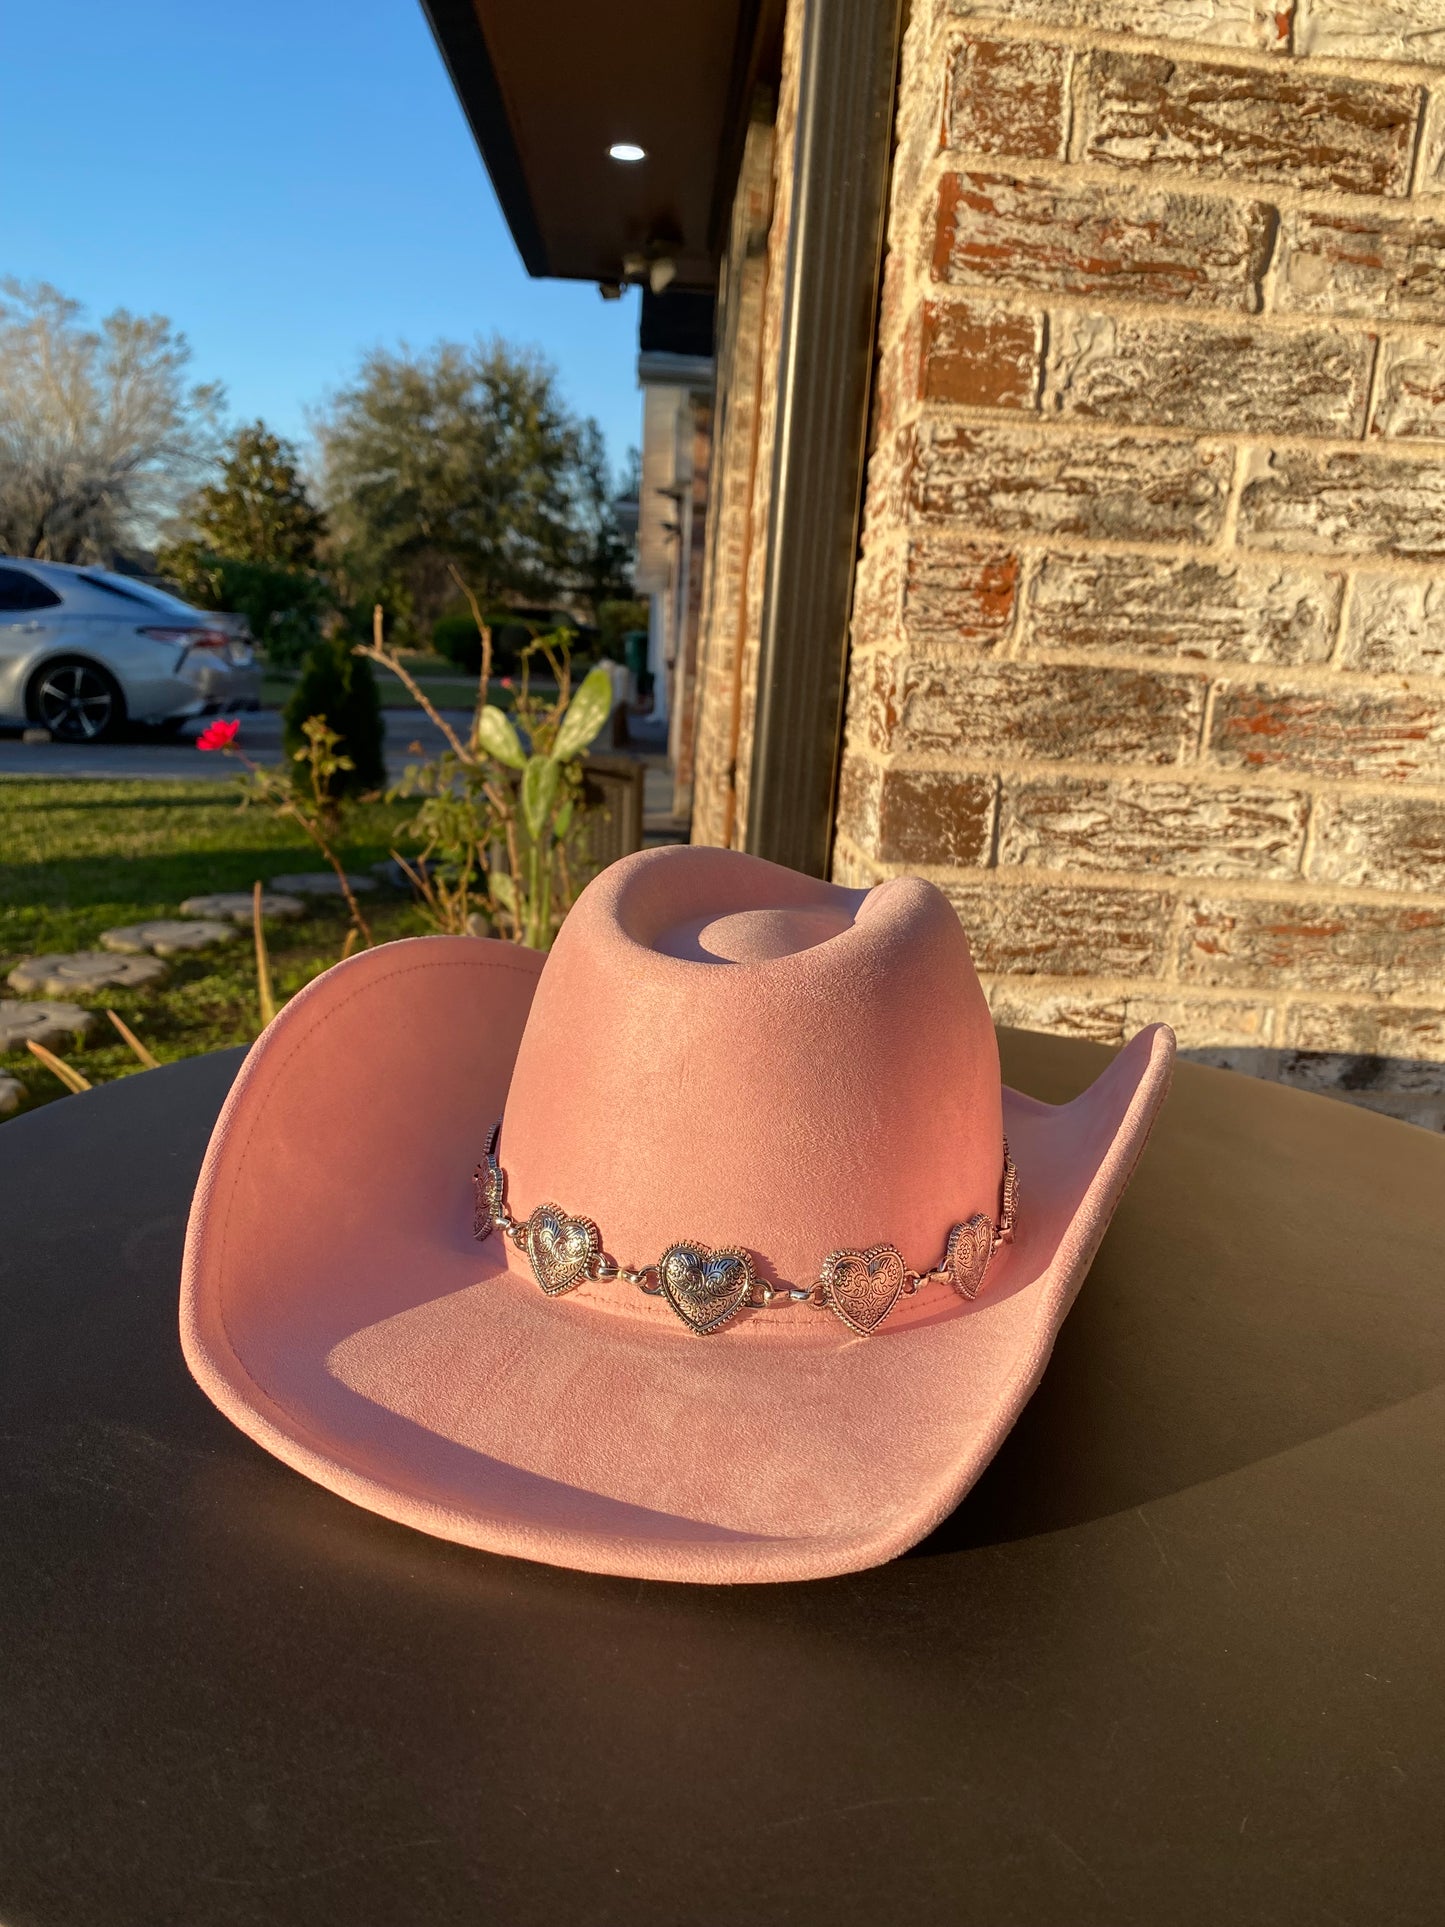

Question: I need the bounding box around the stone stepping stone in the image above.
[179,892,306,923]
[0,999,98,1051]
[101,919,239,958]
[269,871,378,897]
[0,1073,24,1117]
[372,855,437,892]
[7,953,169,997]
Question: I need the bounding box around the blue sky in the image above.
[0,0,642,476]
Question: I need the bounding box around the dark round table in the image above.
[2,1035,1443,1927]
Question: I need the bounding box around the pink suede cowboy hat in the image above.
[181,845,1174,1585]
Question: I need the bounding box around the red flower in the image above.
[499,677,514,690]
[197,718,240,752]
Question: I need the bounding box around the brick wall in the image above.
[689,6,804,850]
[835,0,1445,1128]
[665,393,714,811]
[689,116,777,845]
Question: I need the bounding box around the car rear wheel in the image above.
[28,658,126,743]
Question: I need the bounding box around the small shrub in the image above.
[431,612,484,675]
[283,637,385,800]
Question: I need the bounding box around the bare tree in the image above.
[0,280,225,563]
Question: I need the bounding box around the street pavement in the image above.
[0,708,469,782]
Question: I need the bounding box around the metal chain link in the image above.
[479,1123,1017,1320]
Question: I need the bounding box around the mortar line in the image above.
[1407,84,1434,196]
[912,279,1445,345]
[869,855,1445,910]
[1212,443,1253,559]
[911,402,1445,461]
[926,146,1438,220]
[1327,569,1358,668]
[1359,331,1387,440]
[929,16,1445,90]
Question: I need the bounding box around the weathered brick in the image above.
[908,422,1232,543]
[1179,894,1445,993]
[946,880,1173,976]
[1293,0,1445,66]
[828,839,879,890]
[932,171,1274,313]
[835,753,883,852]
[885,657,1206,764]
[941,0,1284,49]
[1075,50,1420,197]
[1045,312,1371,437]
[1276,209,1445,324]
[1237,447,1445,561]
[1209,678,1445,781]
[850,544,903,650]
[855,649,906,755]
[984,983,1128,1043]
[1309,793,1445,893]
[1339,572,1445,676]
[836,756,998,866]
[1284,1001,1445,1063]
[944,37,1068,161]
[918,299,1042,408]
[901,538,1021,650]
[1370,336,1445,440]
[998,775,1309,878]
[1276,1015,1445,1103]
[1125,993,1274,1046]
[1279,1077,1445,1126]
[1027,554,1340,664]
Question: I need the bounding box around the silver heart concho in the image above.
[473,1126,1017,1337]
[526,1203,601,1296]
[820,1245,908,1338]
[946,1214,994,1300]
[472,1156,503,1242]
[657,1242,757,1336]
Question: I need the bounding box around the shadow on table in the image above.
[914,1032,1445,1556]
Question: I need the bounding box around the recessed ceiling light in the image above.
[609,142,646,163]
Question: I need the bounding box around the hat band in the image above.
[472,1127,1017,1338]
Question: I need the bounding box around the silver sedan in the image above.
[0,556,263,742]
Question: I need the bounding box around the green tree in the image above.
[181,420,325,568]
[159,422,328,666]
[317,338,626,634]
[570,419,636,620]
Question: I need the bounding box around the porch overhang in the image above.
[419,0,783,289]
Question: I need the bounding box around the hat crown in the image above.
[499,847,1002,1293]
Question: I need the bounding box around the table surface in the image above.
[2,1035,1443,1927]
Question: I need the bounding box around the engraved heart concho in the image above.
[472,1125,1017,1338]
[945,1214,994,1300]
[526,1203,601,1296]
[819,1245,908,1338]
[658,1243,756,1336]
[472,1156,503,1242]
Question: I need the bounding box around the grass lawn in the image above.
[0,777,433,1118]
[261,660,556,713]
[262,669,486,711]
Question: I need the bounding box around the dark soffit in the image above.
[420,0,781,290]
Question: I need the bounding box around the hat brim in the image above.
[181,936,1175,1585]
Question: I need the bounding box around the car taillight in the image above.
[142,625,236,661]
